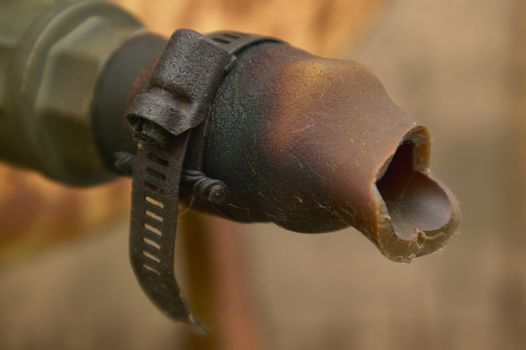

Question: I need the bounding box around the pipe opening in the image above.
[376,142,453,241]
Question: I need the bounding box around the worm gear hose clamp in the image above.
[125,29,279,332]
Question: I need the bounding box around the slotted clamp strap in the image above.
[125,29,279,332]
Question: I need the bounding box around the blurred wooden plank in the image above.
[0,165,130,265]
[112,0,383,55]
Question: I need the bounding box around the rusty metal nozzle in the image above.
[200,43,460,262]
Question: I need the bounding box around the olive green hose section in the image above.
[0,0,146,185]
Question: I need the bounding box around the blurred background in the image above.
[0,0,524,349]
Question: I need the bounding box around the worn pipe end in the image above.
[201,42,461,261]
[373,128,460,262]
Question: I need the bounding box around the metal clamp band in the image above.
[125,29,279,331]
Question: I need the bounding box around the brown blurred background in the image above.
[0,0,525,349]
